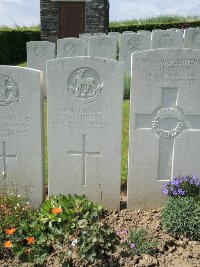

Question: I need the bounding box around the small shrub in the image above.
[117,228,158,256]
[161,196,200,240]
[72,223,119,263]
[162,175,200,198]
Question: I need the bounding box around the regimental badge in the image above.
[0,75,20,107]
[67,67,103,104]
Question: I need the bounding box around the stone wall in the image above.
[40,0,109,43]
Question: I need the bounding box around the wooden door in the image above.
[59,2,85,38]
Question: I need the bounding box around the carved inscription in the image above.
[67,68,103,104]
[52,106,111,132]
[0,115,31,138]
[34,45,47,58]
[136,57,200,84]
[152,108,184,138]
[64,42,77,56]
[128,37,141,51]
[0,75,20,106]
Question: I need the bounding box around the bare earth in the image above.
[0,190,200,267]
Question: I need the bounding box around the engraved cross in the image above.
[135,87,200,180]
[0,141,17,179]
[68,135,100,186]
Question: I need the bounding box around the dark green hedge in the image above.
[109,21,200,33]
[0,29,40,65]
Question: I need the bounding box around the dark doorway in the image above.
[59,2,85,38]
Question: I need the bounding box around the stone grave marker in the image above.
[93,32,107,36]
[108,32,121,44]
[137,30,151,35]
[26,41,55,97]
[184,28,200,49]
[0,66,44,207]
[119,33,151,71]
[87,36,117,59]
[151,30,183,48]
[57,38,86,58]
[128,48,200,210]
[47,57,124,209]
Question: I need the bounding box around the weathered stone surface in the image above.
[26,41,55,97]
[151,30,183,48]
[184,28,200,49]
[128,48,200,210]
[57,38,86,58]
[47,57,124,209]
[119,33,151,71]
[137,30,151,35]
[0,66,44,207]
[108,32,121,44]
[87,36,117,59]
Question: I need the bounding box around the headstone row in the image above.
[2,48,200,211]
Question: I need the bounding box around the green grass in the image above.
[110,15,200,27]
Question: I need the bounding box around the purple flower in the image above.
[116,230,121,236]
[162,188,168,195]
[130,243,136,249]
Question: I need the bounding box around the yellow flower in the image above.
[27,236,35,245]
[4,240,12,248]
[5,228,16,235]
[51,207,63,214]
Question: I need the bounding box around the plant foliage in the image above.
[161,196,200,240]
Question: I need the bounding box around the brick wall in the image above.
[40,0,109,42]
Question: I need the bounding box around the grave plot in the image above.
[0,66,44,207]
[128,48,200,210]
[47,57,124,209]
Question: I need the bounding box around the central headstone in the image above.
[47,57,124,209]
[128,48,200,210]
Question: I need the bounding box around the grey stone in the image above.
[87,36,117,59]
[137,30,151,35]
[119,33,151,71]
[108,32,121,44]
[184,28,200,49]
[0,66,44,207]
[151,30,183,48]
[26,41,55,97]
[47,57,124,209]
[57,38,86,58]
[128,48,200,210]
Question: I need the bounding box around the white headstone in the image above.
[108,32,121,44]
[151,30,183,49]
[79,33,93,39]
[137,30,151,35]
[0,66,44,207]
[93,32,107,36]
[119,33,151,71]
[128,48,200,210]
[57,38,86,58]
[47,57,124,209]
[87,36,117,59]
[26,41,55,97]
[184,28,200,49]
[122,31,134,34]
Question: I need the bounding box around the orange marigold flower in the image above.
[5,228,16,235]
[4,240,12,248]
[27,236,35,245]
[51,207,63,214]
